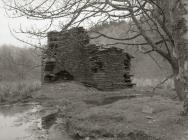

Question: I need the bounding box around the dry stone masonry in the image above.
[42,27,135,90]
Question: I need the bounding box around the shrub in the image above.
[0,80,41,102]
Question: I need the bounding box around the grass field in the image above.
[31,82,187,140]
[0,80,186,140]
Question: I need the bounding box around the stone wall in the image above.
[43,27,134,90]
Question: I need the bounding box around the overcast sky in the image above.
[0,1,49,47]
[0,0,110,47]
[0,1,23,46]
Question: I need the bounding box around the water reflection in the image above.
[0,103,47,140]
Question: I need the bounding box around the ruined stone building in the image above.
[42,27,134,90]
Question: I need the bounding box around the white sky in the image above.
[0,0,125,47]
[0,1,23,47]
[0,1,49,47]
[0,0,102,48]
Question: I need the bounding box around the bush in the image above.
[0,80,41,102]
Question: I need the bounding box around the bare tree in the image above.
[2,0,188,104]
[0,45,41,80]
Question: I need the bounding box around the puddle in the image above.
[0,102,72,140]
[0,103,46,140]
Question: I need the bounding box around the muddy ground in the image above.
[1,82,188,140]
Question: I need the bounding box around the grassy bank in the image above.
[0,80,41,103]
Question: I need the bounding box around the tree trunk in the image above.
[173,72,187,101]
[157,0,188,108]
[173,0,188,113]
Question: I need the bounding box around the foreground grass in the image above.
[33,82,186,140]
[0,81,183,140]
[0,80,41,103]
[67,96,183,140]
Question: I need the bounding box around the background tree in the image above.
[2,0,188,103]
[0,45,41,81]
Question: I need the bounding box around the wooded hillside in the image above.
[90,21,172,82]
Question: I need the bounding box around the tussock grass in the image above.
[0,80,41,102]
